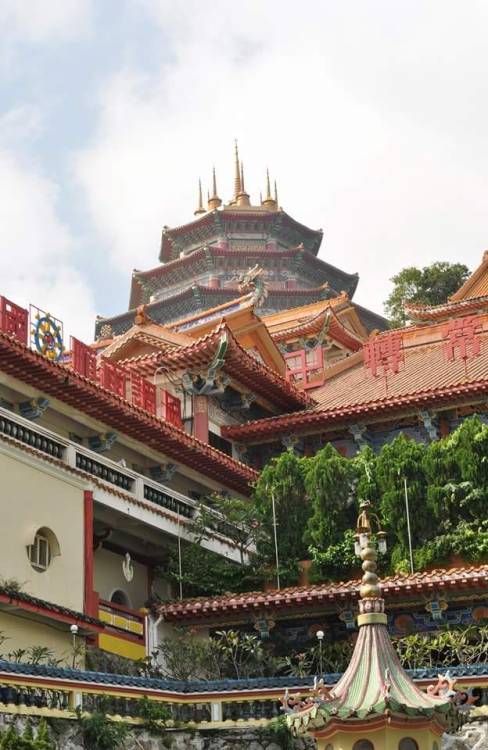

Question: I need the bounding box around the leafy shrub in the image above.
[76,707,128,750]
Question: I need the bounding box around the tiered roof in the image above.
[158,208,325,263]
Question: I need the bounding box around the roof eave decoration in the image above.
[181,331,230,395]
[119,324,312,411]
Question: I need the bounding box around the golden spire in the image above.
[262,168,277,210]
[233,140,241,199]
[208,166,222,211]
[274,179,279,207]
[235,159,251,207]
[194,178,206,216]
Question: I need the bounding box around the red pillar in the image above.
[83,490,97,618]
[193,395,209,443]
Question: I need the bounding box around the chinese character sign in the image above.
[443,316,482,362]
[363,332,404,377]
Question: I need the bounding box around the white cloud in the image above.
[74,1,488,315]
[0,144,96,340]
[0,0,92,43]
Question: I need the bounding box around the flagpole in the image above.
[403,477,414,575]
[271,491,281,590]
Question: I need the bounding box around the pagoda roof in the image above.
[98,284,371,339]
[0,330,257,494]
[130,243,360,309]
[159,208,324,263]
[157,564,487,622]
[288,623,452,735]
[223,315,488,443]
[118,324,312,411]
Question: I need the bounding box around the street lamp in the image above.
[70,624,78,669]
[316,629,325,676]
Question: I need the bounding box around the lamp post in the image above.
[316,629,324,676]
[70,624,79,669]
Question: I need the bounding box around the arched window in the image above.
[110,589,131,608]
[27,528,59,572]
[399,739,419,750]
[353,741,374,750]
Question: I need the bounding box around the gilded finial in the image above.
[208,166,222,211]
[274,179,279,207]
[233,140,241,199]
[194,178,206,216]
[235,157,251,207]
[262,168,277,210]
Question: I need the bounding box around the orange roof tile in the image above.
[223,319,488,442]
[450,250,488,301]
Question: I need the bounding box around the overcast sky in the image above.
[1,1,487,340]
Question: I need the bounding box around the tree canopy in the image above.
[384,261,470,328]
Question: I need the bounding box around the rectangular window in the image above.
[28,534,51,572]
[284,347,324,389]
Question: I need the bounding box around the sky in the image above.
[1,1,488,341]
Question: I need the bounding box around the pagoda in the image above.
[283,501,460,750]
[95,143,385,339]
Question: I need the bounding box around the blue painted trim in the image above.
[0,660,485,694]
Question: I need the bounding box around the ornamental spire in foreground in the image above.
[284,500,462,750]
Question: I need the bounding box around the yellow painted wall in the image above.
[0,451,84,612]
[94,547,148,610]
[316,725,441,750]
[0,611,72,662]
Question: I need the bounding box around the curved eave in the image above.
[222,378,488,443]
[159,209,324,262]
[0,332,257,494]
[120,325,312,412]
[405,295,488,323]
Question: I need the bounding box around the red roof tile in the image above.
[158,565,488,621]
[119,324,313,411]
[0,331,256,494]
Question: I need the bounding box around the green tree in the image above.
[424,416,488,529]
[305,444,355,549]
[253,449,310,563]
[384,261,470,327]
[375,435,436,557]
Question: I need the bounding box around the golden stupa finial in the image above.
[233,140,241,199]
[194,178,206,216]
[208,166,222,211]
[262,168,277,210]
[234,157,251,207]
[353,500,388,626]
[274,179,279,207]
